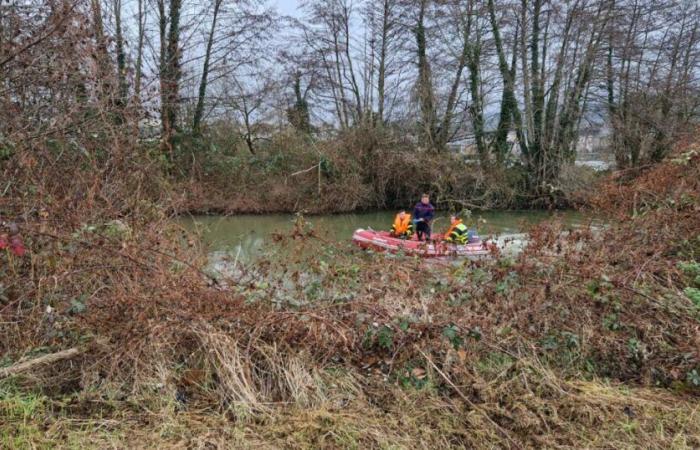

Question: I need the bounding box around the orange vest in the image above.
[444,219,463,239]
[392,214,412,235]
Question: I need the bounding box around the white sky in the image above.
[273,0,302,17]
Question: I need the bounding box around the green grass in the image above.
[0,382,48,449]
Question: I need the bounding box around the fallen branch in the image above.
[289,163,320,177]
[0,347,82,379]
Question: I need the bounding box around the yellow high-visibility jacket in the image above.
[444,220,468,244]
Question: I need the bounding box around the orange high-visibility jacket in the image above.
[392,213,412,235]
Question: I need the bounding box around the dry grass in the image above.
[2,360,698,449]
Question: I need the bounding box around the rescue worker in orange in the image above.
[390,211,414,239]
[443,215,469,244]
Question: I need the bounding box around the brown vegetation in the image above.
[1,0,699,447]
[2,132,699,447]
[172,126,537,214]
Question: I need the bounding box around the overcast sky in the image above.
[274,0,302,17]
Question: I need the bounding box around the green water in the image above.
[177,210,595,261]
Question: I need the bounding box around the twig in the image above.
[26,227,221,287]
[0,0,81,68]
[289,163,320,177]
[232,245,242,272]
[619,283,682,311]
[27,229,149,270]
[0,347,82,379]
[1,181,11,197]
[141,242,221,287]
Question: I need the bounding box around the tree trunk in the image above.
[520,0,534,136]
[134,0,146,103]
[543,0,578,149]
[529,0,543,161]
[376,0,390,125]
[556,2,610,167]
[158,0,168,145]
[466,13,487,164]
[113,0,128,108]
[487,0,528,161]
[192,0,222,135]
[288,71,311,134]
[90,0,114,104]
[493,23,518,164]
[341,3,363,124]
[241,97,256,155]
[436,2,471,151]
[160,0,182,156]
[332,31,350,129]
[415,0,438,150]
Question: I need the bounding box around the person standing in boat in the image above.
[390,211,414,239]
[412,193,435,241]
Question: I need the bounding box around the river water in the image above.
[178,210,595,264]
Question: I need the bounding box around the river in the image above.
[178,210,595,265]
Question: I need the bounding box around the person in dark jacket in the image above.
[412,193,435,241]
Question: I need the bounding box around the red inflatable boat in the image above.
[352,229,492,258]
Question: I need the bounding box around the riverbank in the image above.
[170,169,597,216]
[1,139,698,447]
[167,129,600,215]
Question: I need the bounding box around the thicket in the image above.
[168,124,573,214]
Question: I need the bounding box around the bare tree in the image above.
[488,0,614,192]
[185,1,274,137]
[192,0,223,135]
[606,0,700,168]
[414,0,438,147]
[412,0,479,152]
[156,0,182,155]
[299,0,370,128]
[113,0,128,106]
[224,76,277,154]
[374,0,395,125]
[287,71,312,134]
[134,0,147,103]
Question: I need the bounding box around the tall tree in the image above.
[487,0,613,193]
[134,0,146,103]
[113,0,128,107]
[287,71,312,134]
[414,0,438,148]
[192,0,223,135]
[376,0,394,124]
[158,0,183,155]
[606,0,700,168]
